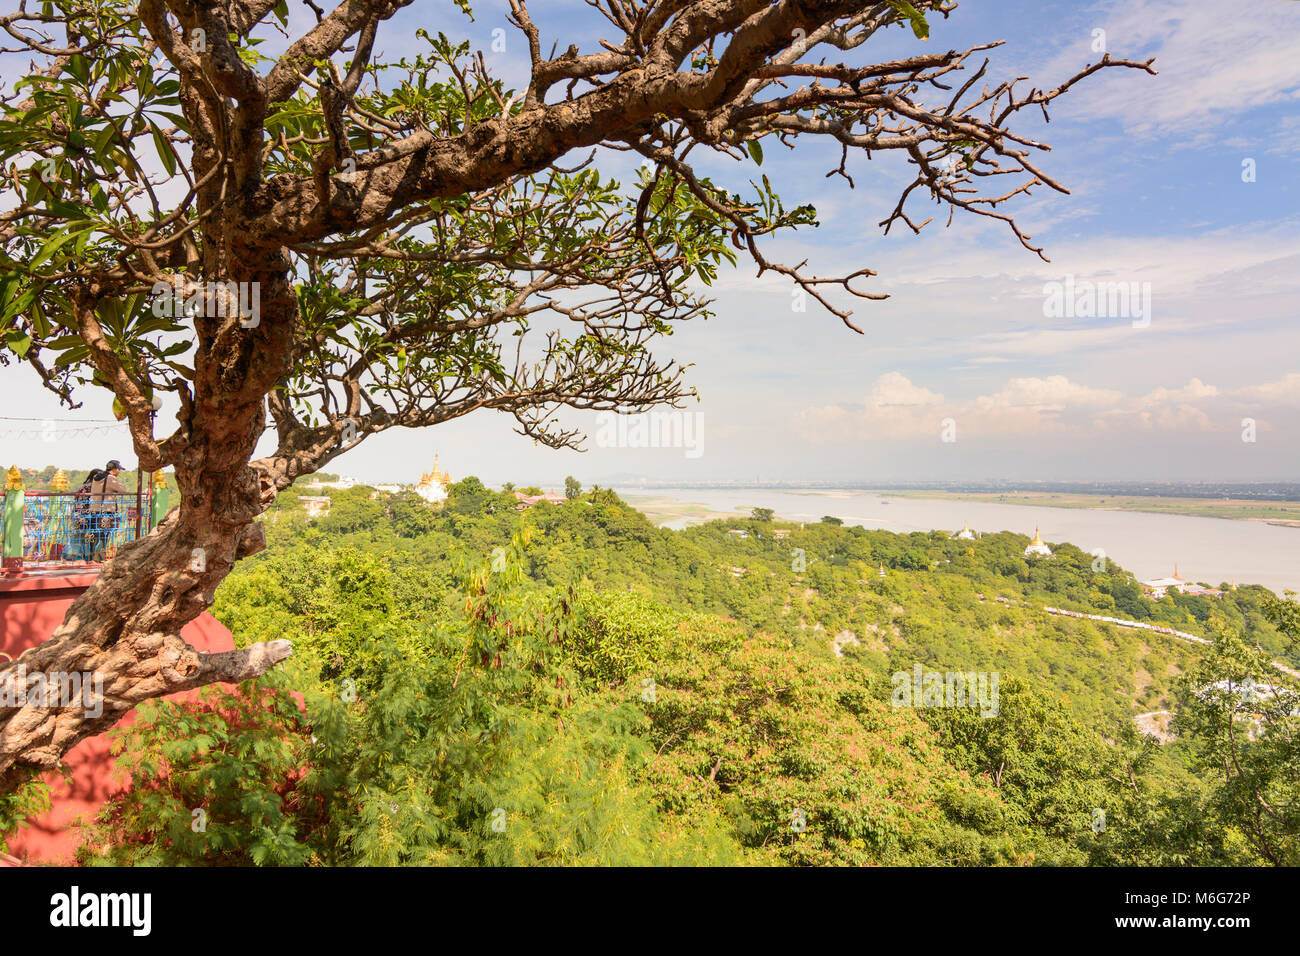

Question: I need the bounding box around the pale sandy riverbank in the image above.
[802,488,1300,524]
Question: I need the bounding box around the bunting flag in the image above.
[0,422,129,440]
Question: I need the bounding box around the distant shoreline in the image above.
[619,487,1300,530]
[842,489,1300,525]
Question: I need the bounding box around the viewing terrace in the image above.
[0,464,235,864]
[2,466,168,575]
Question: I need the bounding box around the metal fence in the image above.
[19,491,149,567]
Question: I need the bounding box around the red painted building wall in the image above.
[0,570,235,864]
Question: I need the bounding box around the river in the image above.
[615,487,1300,595]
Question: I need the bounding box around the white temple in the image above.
[953,520,977,541]
[1023,525,1052,557]
[413,454,452,504]
[1141,564,1222,599]
[1142,564,1185,598]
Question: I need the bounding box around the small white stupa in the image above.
[1024,525,1052,558]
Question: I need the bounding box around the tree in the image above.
[1173,598,1300,864]
[641,616,1029,865]
[313,486,385,535]
[821,515,844,526]
[751,507,774,522]
[444,476,494,516]
[82,539,745,865]
[0,0,1152,791]
[386,490,438,538]
[564,476,581,501]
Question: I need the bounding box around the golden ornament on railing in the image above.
[51,468,69,491]
[5,465,22,491]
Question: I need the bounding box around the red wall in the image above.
[0,570,235,864]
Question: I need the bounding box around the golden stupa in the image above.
[419,454,452,489]
[412,454,453,504]
[1024,525,1052,557]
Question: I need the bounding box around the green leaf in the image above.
[0,273,20,310]
[92,122,116,157]
[29,225,76,268]
[88,181,109,213]
[889,0,930,40]
[4,329,31,357]
[4,287,38,324]
[65,53,89,84]
[152,111,190,129]
[150,122,177,176]
[746,139,763,167]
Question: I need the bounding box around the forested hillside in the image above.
[64,480,1299,866]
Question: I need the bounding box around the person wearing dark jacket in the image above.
[91,459,128,510]
[88,459,128,560]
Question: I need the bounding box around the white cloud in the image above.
[799,371,1300,445]
[1038,0,1300,138]
[974,376,1123,411]
[1234,372,1300,405]
[867,371,944,408]
[1137,378,1220,407]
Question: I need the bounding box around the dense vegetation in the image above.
[40,479,1298,865]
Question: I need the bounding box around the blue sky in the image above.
[3,0,1298,487]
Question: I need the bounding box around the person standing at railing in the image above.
[89,459,128,561]
[71,467,106,560]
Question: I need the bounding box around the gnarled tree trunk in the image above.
[0,252,298,793]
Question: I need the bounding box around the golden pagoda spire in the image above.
[5,465,21,491]
[152,470,167,488]
[418,453,451,489]
[1174,563,1180,579]
[51,468,69,491]
[1031,525,1043,546]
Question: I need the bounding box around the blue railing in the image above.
[19,491,148,566]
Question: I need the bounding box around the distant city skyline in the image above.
[2,0,1297,487]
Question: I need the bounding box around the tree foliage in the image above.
[0,0,1152,793]
[40,485,1290,866]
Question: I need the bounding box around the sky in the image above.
[2,0,1298,488]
